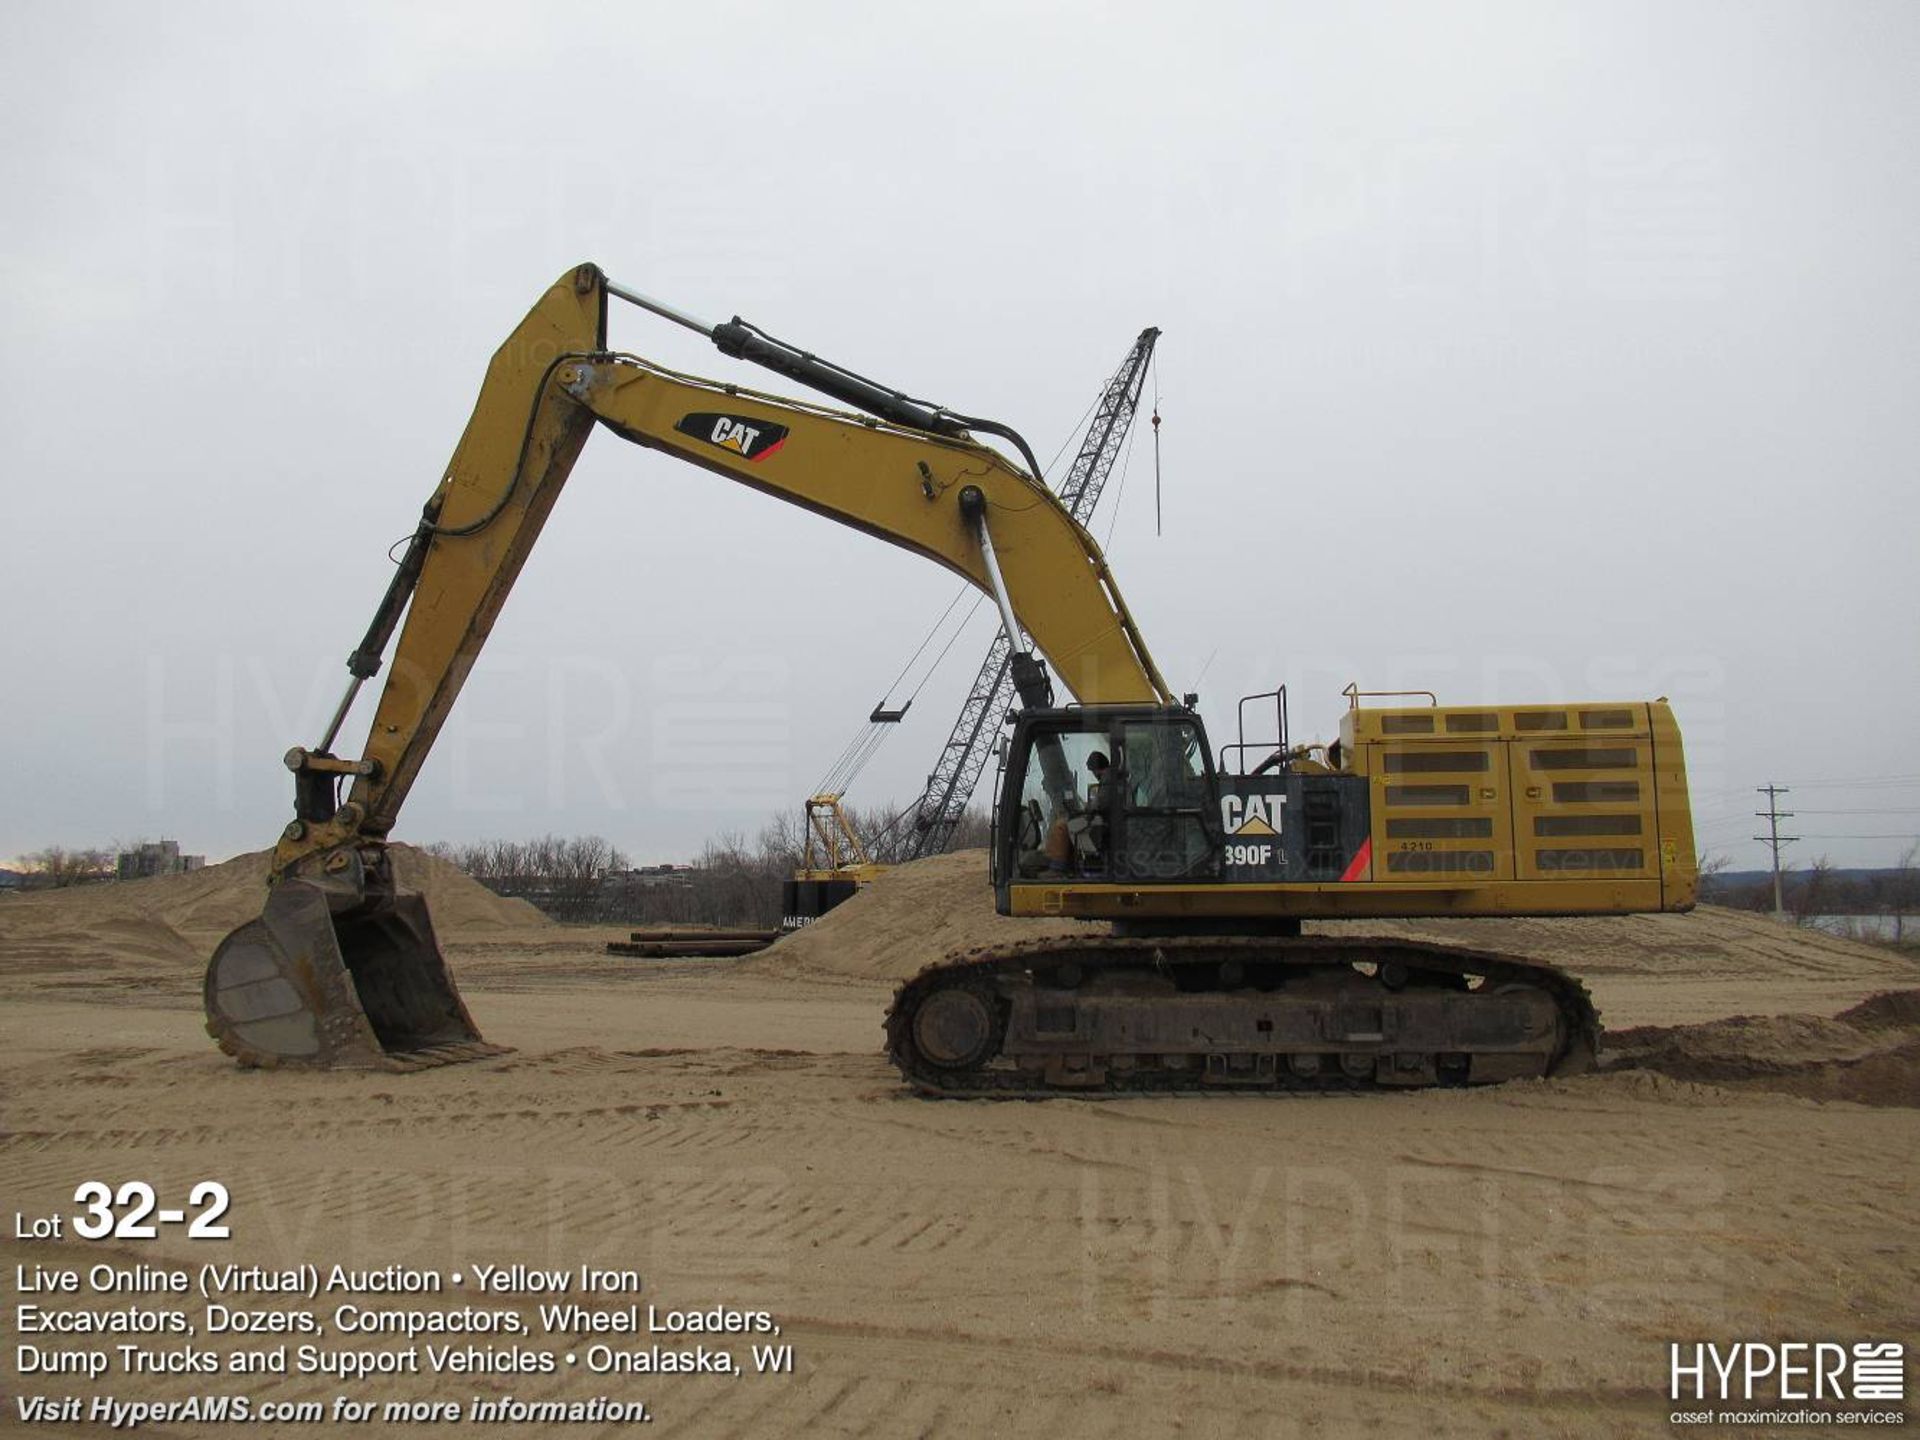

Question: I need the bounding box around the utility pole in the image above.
[1754,784,1798,920]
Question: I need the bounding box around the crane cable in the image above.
[809,382,1109,798]
[1103,408,1143,550]
[1151,351,1163,537]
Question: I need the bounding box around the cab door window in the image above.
[1111,720,1220,881]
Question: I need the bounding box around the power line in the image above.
[1796,833,1920,841]
[1697,777,1920,799]
[1786,775,1920,789]
[1790,808,1920,816]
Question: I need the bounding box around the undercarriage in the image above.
[885,935,1598,1096]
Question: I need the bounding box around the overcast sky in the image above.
[2,1,1915,873]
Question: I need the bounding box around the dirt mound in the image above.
[761,850,1085,980]
[1602,989,1920,1107]
[1840,989,1920,1028]
[1310,906,1913,983]
[0,845,550,987]
[388,847,554,937]
[759,849,1914,993]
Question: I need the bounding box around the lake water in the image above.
[1807,913,1912,942]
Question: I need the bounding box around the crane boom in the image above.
[889,327,1161,860]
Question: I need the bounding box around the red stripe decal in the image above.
[752,437,788,462]
[1338,838,1372,883]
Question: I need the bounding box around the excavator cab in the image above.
[992,694,1384,919]
[996,705,1225,896]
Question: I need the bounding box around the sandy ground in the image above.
[3,852,1916,1438]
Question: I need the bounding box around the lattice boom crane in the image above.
[884,327,1161,861]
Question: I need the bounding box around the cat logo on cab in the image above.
[1220,793,1280,869]
[674,411,790,462]
[1221,793,1281,837]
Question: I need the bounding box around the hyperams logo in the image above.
[675,412,789,462]
[1668,1341,1905,1427]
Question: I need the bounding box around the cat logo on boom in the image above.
[674,411,791,463]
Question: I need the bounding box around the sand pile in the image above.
[1604,990,1920,1107]
[0,844,550,988]
[1319,906,1914,983]
[756,844,1912,1006]
[762,849,1913,989]
[763,850,1085,980]
[388,846,553,934]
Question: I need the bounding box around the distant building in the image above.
[0,868,22,893]
[116,840,206,881]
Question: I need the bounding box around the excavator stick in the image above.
[204,849,507,1071]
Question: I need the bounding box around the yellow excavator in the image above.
[204,263,1696,1092]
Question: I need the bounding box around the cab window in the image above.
[1008,718,1219,882]
[1013,730,1114,877]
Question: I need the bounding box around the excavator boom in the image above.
[206,264,1168,1069]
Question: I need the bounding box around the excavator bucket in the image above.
[204,867,508,1071]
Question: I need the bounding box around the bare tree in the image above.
[1891,843,1918,945]
[1696,850,1733,880]
[1790,856,1834,927]
[840,800,993,864]
[424,833,628,920]
[420,799,991,930]
[20,846,113,888]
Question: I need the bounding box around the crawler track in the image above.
[884,935,1599,1097]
